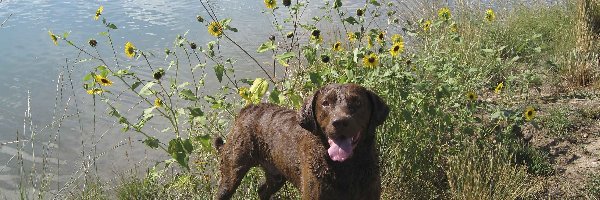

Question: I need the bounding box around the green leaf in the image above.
[220,18,232,27]
[187,107,204,117]
[143,137,160,149]
[214,64,224,83]
[168,139,190,170]
[309,72,323,85]
[369,0,381,6]
[182,139,193,154]
[83,73,93,81]
[269,88,281,104]
[127,82,141,91]
[345,69,355,81]
[96,65,109,77]
[288,92,303,108]
[139,82,156,96]
[275,52,295,60]
[343,16,358,25]
[115,69,131,77]
[275,52,295,67]
[107,23,118,29]
[195,135,212,150]
[179,89,198,101]
[257,41,277,53]
[333,0,342,8]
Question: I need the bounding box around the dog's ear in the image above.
[367,89,389,128]
[298,88,320,132]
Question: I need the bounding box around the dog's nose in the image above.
[331,117,349,128]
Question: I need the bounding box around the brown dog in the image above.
[214,83,389,200]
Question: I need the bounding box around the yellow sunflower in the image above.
[377,31,385,43]
[264,0,277,9]
[494,82,504,94]
[94,6,104,21]
[524,107,536,121]
[208,21,223,37]
[154,98,163,107]
[391,34,403,44]
[485,9,496,22]
[86,88,104,95]
[389,43,404,57]
[362,53,379,69]
[95,75,113,86]
[438,7,451,21]
[48,31,58,46]
[124,42,136,58]
[466,91,477,101]
[422,20,432,32]
[332,41,343,51]
[347,32,357,43]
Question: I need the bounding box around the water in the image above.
[0,0,276,196]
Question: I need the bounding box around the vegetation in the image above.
[7,0,600,199]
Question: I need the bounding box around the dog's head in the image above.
[299,84,389,162]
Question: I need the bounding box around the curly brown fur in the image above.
[215,83,389,200]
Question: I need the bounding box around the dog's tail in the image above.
[213,137,224,153]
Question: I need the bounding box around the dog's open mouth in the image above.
[327,132,360,162]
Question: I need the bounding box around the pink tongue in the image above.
[328,138,353,162]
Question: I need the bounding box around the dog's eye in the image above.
[322,100,330,107]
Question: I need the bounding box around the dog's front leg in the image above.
[299,137,334,200]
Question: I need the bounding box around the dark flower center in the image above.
[312,30,320,37]
[101,78,109,84]
[368,57,375,63]
[394,46,400,51]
